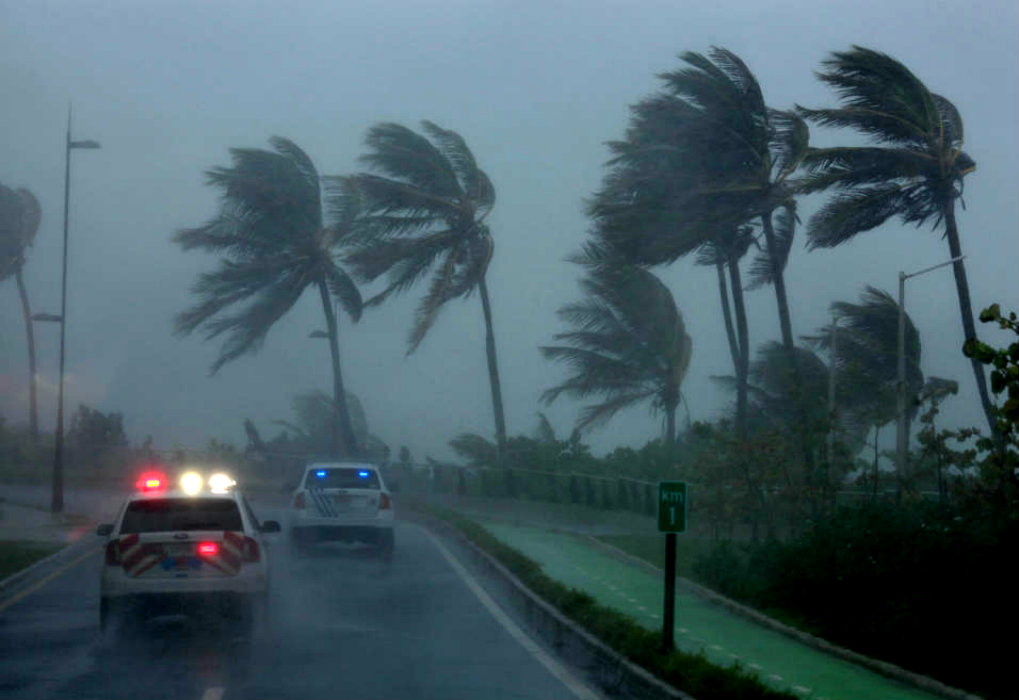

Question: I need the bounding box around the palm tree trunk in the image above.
[716,260,740,384]
[761,211,817,505]
[15,268,38,441]
[728,254,750,441]
[944,203,997,439]
[478,275,507,458]
[872,424,880,498]
[665,402,677,445]
[317,280,358,458]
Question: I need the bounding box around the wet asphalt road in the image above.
[0,504,584,700]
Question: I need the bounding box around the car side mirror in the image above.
[96,523,113,537]
[261,520,282,534]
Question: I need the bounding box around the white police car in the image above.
[288,462,394,558]
[96,469,280,637]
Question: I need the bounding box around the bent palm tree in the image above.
[804,287,924,483]
[695,226,754,438]
[341,121,507,455]
[590,47,815,471]
[175,137,362,457]
[798,46,991,436]
[0,184,42,440]
[541,261,692,444]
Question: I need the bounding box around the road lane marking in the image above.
[0,547,99,614]
[422,530,602,700]
[200,687,225,700]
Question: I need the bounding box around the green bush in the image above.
[692,501,1013,699]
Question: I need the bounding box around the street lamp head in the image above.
[69,140,100,150]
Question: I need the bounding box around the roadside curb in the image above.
[406,510,696,700]
[584,535,983,700]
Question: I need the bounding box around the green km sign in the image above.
[657,481,687,533]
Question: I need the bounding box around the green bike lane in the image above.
[481,522,940,700]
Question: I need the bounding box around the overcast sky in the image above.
[1,0,1017,464]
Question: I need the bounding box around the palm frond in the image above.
[576,390,658,432]
[323,263,362,323]
[747,202,795,289]
[806,183,934,249]
[420,121,494,211]
[360,122,462,199]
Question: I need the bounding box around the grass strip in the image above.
[418,502,796,700]
[0,541,62,580]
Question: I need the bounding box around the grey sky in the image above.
[1,0,1017,463]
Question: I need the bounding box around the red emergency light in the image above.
[135,470,167,494]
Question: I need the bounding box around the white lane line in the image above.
[710,644,723,651]
[422,530,602,700]
[200,687,225,700]
[792,685,812,694]
[637,605,647,611]
[749,663,763,671]
[768,674,784,682]
[678,627,689,634]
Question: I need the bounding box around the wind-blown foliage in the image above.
[341,121,507,454]
[587,47,813,469]
[0,184,42,439]
[798,46,993,437]
[174,137,362,457]
[541,260,692,443]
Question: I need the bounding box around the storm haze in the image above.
[1,0,1017,462]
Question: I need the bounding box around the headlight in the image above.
[208,473,236,493]
[180,472,203,495]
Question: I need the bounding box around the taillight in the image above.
[379,492,391,510]
[104,540,119,565]
[241,536,260,563]
[198,542,219,556]
[294,492,305,509]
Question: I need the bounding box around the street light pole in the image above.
[51,104,99,513]
[895,256,966,490]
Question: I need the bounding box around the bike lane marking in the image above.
[482,522,938,700]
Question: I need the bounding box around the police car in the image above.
[95,469,280,637]
[288,462,394,558]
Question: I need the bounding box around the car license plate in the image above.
[164,543,193,557]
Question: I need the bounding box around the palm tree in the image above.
[340,121,507,455]
[695,226,755,439]
[803,286,924,491]
[541,261,692,444]
[797,46,992,437]
[0,184,42,440]
[589,47,814,472]
[174,137,362,457]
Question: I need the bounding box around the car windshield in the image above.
[120,498,243,533]
[305,468,380,490]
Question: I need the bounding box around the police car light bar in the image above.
[136,470,167,493]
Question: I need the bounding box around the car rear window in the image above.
[121,498,243,533]
[305,467,380,490]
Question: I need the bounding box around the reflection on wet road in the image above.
[0,512,584,700]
